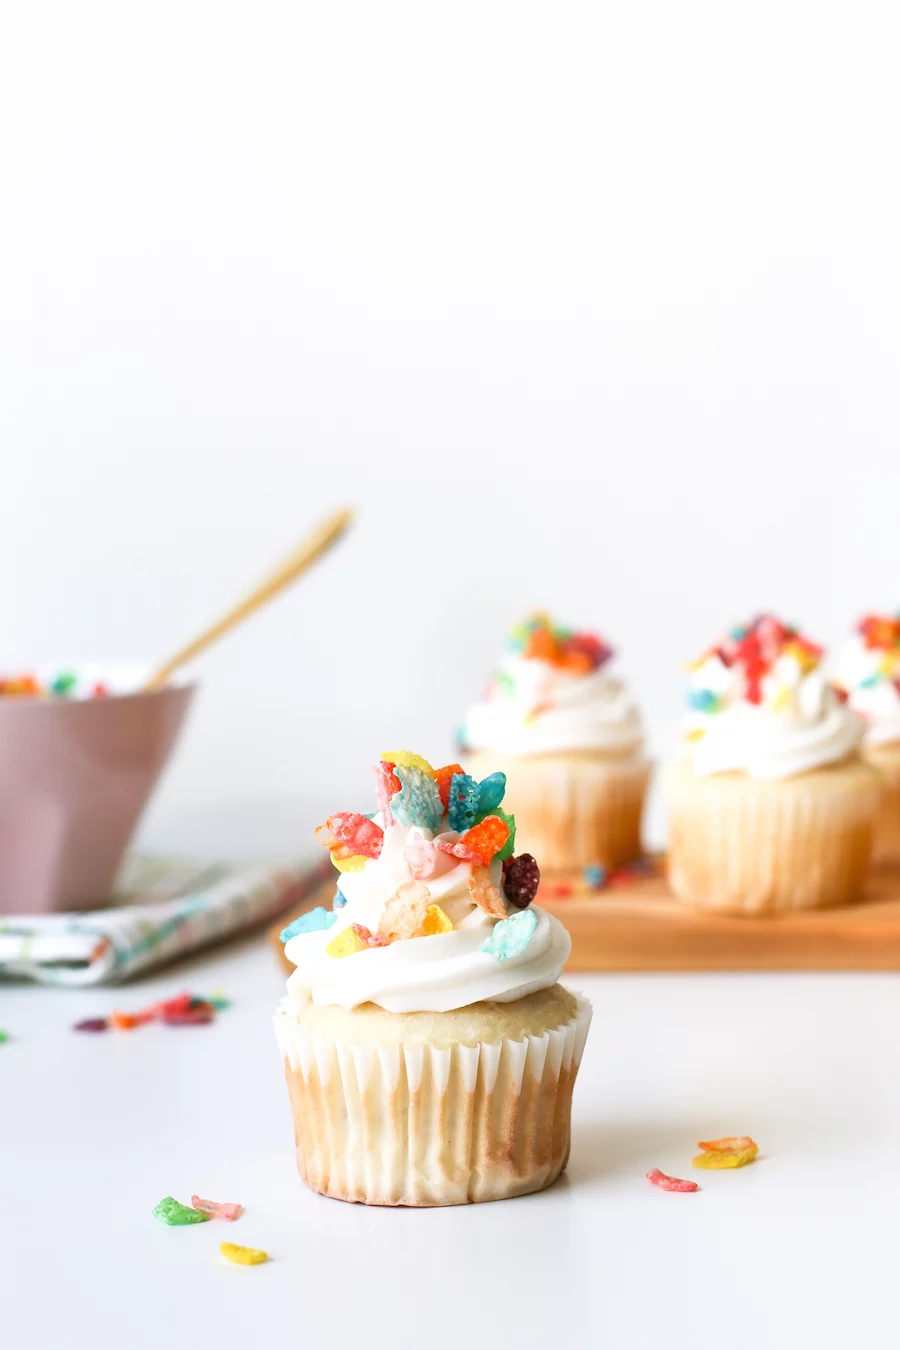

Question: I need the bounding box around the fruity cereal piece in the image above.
[378,881,431,942]
[692,1148,757,1170]
[191,1196,242,1221]
[476,772,507,817]
[404,832,437,879]
[646,1169,698,1193]
[480,908,537,960]
[433,763,464,812]
[494,807,516,861]
[279,907,338,943]
[697,1136,757,1154]
[351,923,387,947]
[503,853,540,908]
[460,815,510,865]
[153,1196,210,1225]
[435,835,480,863]
[419,903,453,936]
[374,761,398,827]
[331,853,368,873]
[220,1242,268,1266]
[381,750,435,776]
[326,927,369,958]
[468,865,508,918]
[392,766,443,833]
[329,812,384,860]
[448,773,480,833]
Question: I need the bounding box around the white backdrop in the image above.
[1,1,897,858]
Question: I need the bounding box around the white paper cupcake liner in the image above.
[275,994,592,1206]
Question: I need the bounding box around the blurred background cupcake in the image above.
[458,613,649,873]
[835,613,900,865]
[665,614,880,914]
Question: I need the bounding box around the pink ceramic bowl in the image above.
[0,681,195,914]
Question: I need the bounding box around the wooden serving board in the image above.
[269,866,900,974]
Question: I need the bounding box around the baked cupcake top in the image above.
[683,614,861,779]
[835,613,900,748]
[281,751,570,1013]
[459,613,643,758]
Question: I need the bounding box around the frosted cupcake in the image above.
[274,751,591,1207]
[835,613,900,864]
[666,614,880,914]
[459,614,649,873]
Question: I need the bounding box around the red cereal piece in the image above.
[459,815,510,866]
[191,1195,242,1221]
[433,763,464,812]
[329,812,384,860]
[378,760,403,795]
[646,1168,699,1193]
[163,1007,215,1026]
[154,992,194,1018]
[351,923,388,948]
[91,681,110,698]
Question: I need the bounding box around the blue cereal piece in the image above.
[583,864,607,891]
[481,909,538,962]
[332,887,347,909]
[392,766,443,833]
[448,773,480,832]
[476,772,507,818]
[279,907,338,943]
[687,689,720,714]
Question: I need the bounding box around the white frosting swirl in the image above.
[283,823,570,1013]
[461,656,643,757]
[836,633,900,748]
[684,651,862,780]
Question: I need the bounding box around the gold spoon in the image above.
[143,506,354,692]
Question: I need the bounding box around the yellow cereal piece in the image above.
[692,1146,757,1170]
[772,685,794,713]
[220,1242,268,1266]
[420,903,453,937]
[381,750,435,776]
[685,727,706,742]
[783,640,819,674]
[326,926,368,959]
[331,852,367,873]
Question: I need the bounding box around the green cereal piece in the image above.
[480,908,538,962]
[153,1196,210,1226]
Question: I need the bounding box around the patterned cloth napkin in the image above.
[0,854,331,986]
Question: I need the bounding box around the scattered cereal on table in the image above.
[191,1195,242,1221]
[645,1168,699,1193]
[153,1196,210,1225]
[220,1242,268,1266]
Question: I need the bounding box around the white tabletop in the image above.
[3,936,896,1350]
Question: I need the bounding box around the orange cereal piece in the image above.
[467,865,507,918]
[697,1136,757,1154]
[419,903,453,936]
[460,815,510,865]
[524,626,561,664]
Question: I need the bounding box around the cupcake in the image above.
[835,613,900,864]
[459,613,649,874]
[665,614,881,914]
[274,751,591,1207]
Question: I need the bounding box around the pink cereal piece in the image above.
[435,836,480,864]
[374,762,396,829]
[404,833,437,879]
[329,812,384,861]
[646,1168,699,1193]
[350,922,388,948]
[191,1195,242,1221]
